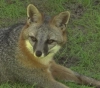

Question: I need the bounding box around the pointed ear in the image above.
[51,11,70,30]
[27,4,42,24]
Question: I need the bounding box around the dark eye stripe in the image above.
[30,36,37,42]
[47,39,55,44]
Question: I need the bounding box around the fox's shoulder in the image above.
[0,23,25,35]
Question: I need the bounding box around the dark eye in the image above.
[30,36,37,42]
[47,39,55,44]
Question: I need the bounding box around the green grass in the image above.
[0,0,100,88]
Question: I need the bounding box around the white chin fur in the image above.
[39,45,61,65]
[25,40,61,65]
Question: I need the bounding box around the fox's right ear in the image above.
[27,4,42,24]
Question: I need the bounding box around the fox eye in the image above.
[47,39,55,44]
[30,36,37,42]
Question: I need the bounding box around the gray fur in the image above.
[0,24,24,83]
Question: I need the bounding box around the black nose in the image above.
[35,51,42,57]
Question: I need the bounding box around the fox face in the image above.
[27,24,62,57]
[22,4,70,61]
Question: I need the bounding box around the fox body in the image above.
[0,4,100,88]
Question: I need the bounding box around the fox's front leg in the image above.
[50,61,100,88]
[36,69,70,88]
[19,68,69,88]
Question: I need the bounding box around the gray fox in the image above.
[0,4,100,88]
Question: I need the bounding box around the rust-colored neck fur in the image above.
[18,24,47,69]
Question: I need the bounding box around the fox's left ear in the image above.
[27,4,42,24]
[51,11,70,30]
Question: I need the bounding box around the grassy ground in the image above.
[0,0,100,88]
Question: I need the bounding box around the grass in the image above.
[0,0,100,88]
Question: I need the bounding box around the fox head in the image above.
[21,4,70,60]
